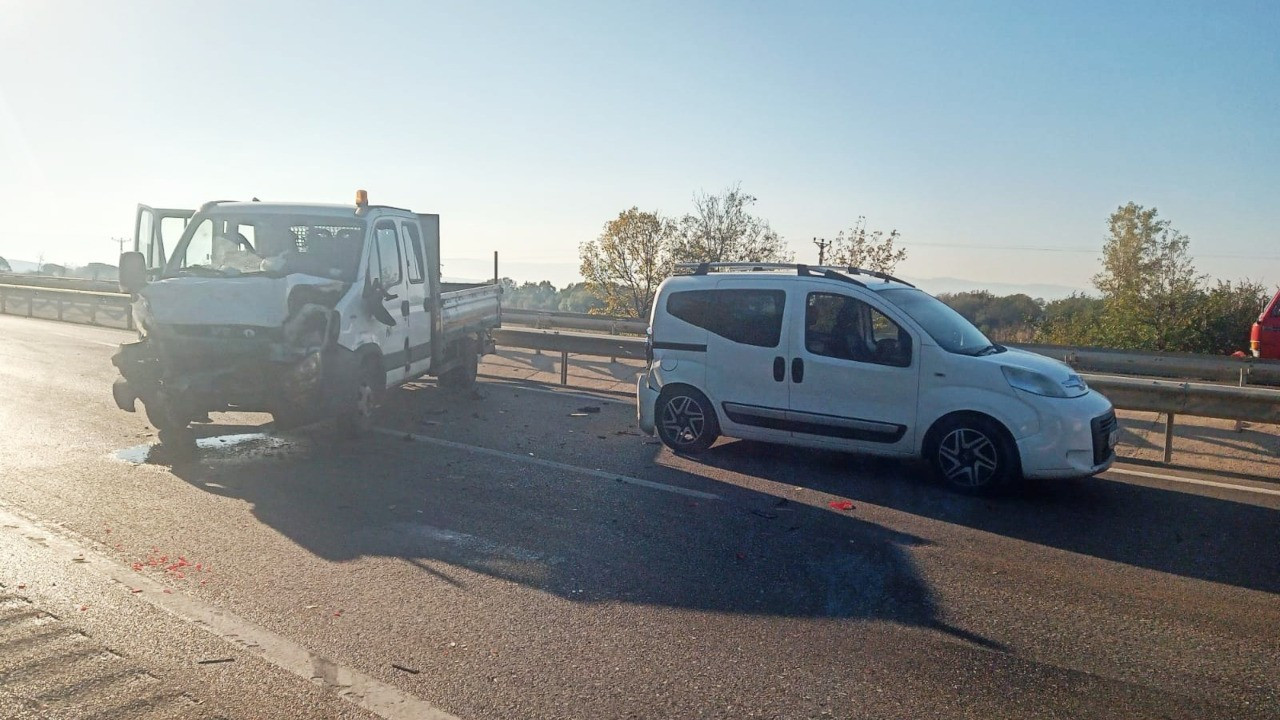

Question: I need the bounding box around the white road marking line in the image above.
[376,428,721,501]
[0,502,458,720]
[1107,467,1280,497]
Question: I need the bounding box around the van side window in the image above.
[805,293,911,367]
[374,221,402,287]
[666,289,786,348]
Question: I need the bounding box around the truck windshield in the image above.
[165,212,366,282]
[879,287,1002,356]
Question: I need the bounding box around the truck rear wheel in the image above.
[438,338,478,393]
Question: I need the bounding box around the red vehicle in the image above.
[1253,290,1280,358]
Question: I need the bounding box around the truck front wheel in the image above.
[336,360,383,438]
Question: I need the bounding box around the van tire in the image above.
[927,415,1019,494]
[655,386,719,453]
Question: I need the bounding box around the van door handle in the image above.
[791,357,804,383]
[401,300,411,317]
[773,356,785,382]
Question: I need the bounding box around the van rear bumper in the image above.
[637,376,657,435]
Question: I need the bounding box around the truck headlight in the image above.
[1002,366,1086,398]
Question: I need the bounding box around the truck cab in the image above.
[112,193,500,453]
[1252,290,1280,359]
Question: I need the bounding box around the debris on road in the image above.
[828,500,855,511]
[576,406,601,414]
[196,657,235,665]
[392,663,421,674]
[750,509,778,519]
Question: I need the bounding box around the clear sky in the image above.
[1,1,1276,294]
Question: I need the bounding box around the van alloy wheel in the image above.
[655,387,719,453]
[936,428,1000,488]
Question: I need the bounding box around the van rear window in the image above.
[666,289,786,348]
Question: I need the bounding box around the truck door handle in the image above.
[401,300,410,317]
[773,356,785,382]
[791,358,804,383]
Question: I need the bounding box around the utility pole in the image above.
[813,237,830,266]
[112,237,125,255]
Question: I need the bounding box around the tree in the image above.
[0,256,9,273]
[826,217,908,273]
[938,291,1044,342]
[40,263,67,277]
[1187,280,1272,355]
[579,208,675,318]
[669,185,791,264]
[1092,202,1204,350]
[557,282,607,314]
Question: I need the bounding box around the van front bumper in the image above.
[1016,391,1117,480]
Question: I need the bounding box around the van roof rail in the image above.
[672,262,916,288]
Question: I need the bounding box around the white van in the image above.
[637,263,1116,493]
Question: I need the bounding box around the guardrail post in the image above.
[57,297,64,322]
[26,292,33,318]
[0,288,6,314]
[90,297,98,325]
[560,351,569,385]
[1163,413,1175,463]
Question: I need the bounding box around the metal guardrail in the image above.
[0,283,134,330]
[492,327,1280,463]
[502,309,1280,387]
[4,284,1275,462]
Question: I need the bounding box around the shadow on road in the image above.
[687,440,1280,596]
[146,416,999,649]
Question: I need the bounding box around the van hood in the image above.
[137,275,347,327]
[987,347,1087,388]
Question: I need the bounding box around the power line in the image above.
[902,241,1280,261]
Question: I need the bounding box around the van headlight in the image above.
[1002,366,1086,398]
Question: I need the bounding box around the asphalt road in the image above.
[1,314,1277,720]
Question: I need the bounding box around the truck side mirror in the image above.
[119,252,148,294]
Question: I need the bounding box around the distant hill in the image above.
[903,276,1091,301]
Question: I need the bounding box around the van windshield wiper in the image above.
[975,344,1005,356]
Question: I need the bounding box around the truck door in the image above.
[785,289,919,455]
[134,205,194,271]
[400,218,433,377]
[371,219,411,386]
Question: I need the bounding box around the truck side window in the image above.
[374,222,402,287]
[402,223,426,285]
[806,293,911,367]
[666,289,786,348]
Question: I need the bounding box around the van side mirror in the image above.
[119,252,148,294]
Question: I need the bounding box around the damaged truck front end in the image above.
[112,275,356,448]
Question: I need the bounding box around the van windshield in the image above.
[165,212,366,282]
[879,288,1002,356]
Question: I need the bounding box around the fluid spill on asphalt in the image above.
[113,433,287,465]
